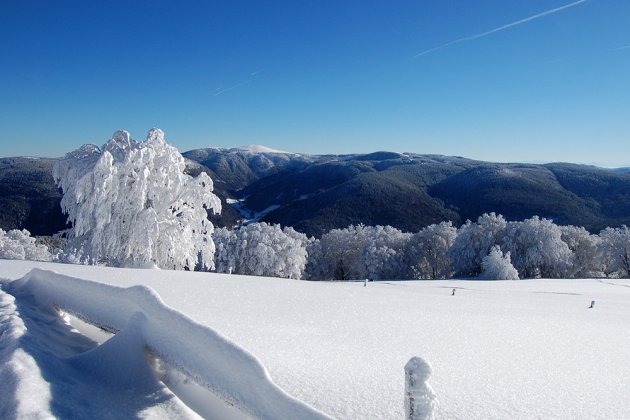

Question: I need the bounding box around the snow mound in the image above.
[6,269,329,420]
[404,357,438,420]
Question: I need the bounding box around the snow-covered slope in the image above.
[1,260,630,419]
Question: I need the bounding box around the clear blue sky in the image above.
[1,0,629,166]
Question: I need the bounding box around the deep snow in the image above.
[1,259,630,419]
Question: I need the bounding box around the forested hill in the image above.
[0,157,68,236]
[2,148,630,237]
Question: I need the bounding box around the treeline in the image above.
[3,214,629,281]
[213,213,630,280]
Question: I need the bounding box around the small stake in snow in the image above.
[364,279,367,287]
[589,300,595,309]
[228,266,233,275]
[405,357,438,420]
[451,289,456,296]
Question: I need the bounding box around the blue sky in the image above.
[1,0,629,166]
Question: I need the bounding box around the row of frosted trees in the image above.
[212,214,630,280]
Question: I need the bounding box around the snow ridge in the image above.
[6,269,330,420]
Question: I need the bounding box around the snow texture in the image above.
[0,288,52,418]
[2,268,328,420]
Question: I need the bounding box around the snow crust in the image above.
[2,260,630,419]
[2,267,328,420]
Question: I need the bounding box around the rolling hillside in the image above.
[2,148,630,237]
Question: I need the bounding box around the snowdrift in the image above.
[5,268,329,420]
[0,290,52,418]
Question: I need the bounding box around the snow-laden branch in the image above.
[7,269,330,420]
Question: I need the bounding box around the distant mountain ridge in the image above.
[2,147,630,237]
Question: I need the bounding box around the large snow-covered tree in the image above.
[213,223,310,279]
[53,129,221,270]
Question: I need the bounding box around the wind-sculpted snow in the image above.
[0,288,51,418]
[5,268,329,420]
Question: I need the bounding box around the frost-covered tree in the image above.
[598,226,630,278]
[305,226,365,280]
[502,217,573,278]
[306,225,409,280]
[480,246,519,280]
[560,225,602,278]
[358,225,411,280]
[213,223,310,279]
[449,213,507,277]
[53,129,221,270]
[404,222,457,279]
[0,229,53,261]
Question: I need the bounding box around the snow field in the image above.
[1,260,630,419]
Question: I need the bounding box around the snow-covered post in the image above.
[404,357,438,420]
[364,278,367,287]
[589,300,595,309]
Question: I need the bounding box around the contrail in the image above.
[213,79,254,97]
[414,0,588,58]
[213,70,264,97]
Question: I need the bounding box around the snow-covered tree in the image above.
[358,225,411,280]
[214,223,310,279]
[306,225,410,280]
[305,225,366,280]
[404,222,457,279]
[480,246,519,280]
[449,213,507,277]
[598,226,630,278]
[53,129,221,270]
[0,229,52,261]
[502,217,573,278]
[560,225,602,278]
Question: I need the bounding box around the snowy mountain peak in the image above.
[239,145,290,154]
